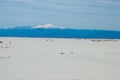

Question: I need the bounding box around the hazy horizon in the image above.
[0,0,120,30]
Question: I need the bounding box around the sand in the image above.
[0,37,120,80]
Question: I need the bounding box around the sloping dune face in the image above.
[0,38,120,80]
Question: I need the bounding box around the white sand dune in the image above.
[0,38,120,80]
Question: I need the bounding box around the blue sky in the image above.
[0,0,120,30]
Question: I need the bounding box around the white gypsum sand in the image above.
[0,37,120,80]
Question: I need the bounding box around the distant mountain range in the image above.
[0,27,120,39]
